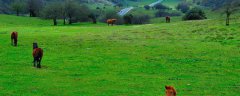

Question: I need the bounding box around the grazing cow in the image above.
[166,16,171,23]
[107,19,117,26]
[11,32,18,46]
[33,45,43,68]
[165,86,177,96]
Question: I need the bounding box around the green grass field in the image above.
[0,14,240,95]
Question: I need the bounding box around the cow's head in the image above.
[165,86,176,96]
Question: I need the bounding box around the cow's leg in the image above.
[33,58,36,67]
[14,40,17,46]
[16,40,17,46]
[37,58,41,68]
[11,39,13,46]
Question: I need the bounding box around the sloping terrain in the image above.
[0,14,240,95]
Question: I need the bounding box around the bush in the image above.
[132,14,150,24]
[144,5,150,10]
[183,7,207,20]
[154,4,170,10]
[155,10,181,17]
[176,2,190,13]
[123,14,133,24]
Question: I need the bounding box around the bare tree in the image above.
[223,0,240,26]
[64,0,79,24]
[42,2,62,26]
[27,0,43,17]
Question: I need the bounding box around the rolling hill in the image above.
[0,14,240,95]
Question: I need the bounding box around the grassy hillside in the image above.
[162,0,181,9]
[0,14,240,95]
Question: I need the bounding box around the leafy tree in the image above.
[42,2,62,26]
[27,0,43,17]
[123,14,133,24]
[64,0,79,24]
[183,7,207,20]
[144,5,150,10]
[132,14,150,24]
[154,4,169,10]
[11,0,26,16]
[88,13,99,24]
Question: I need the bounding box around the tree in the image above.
[11,0,26,16]
[132,14,150,24]
[123,14,133,24]
[183,7,207,20]
[88,13,99,24]
[42,2,62,26]
[223,0,240,26]
[144,5,150,10]
[64,0,79,24]
[154,4,169,10]
[27,0,43,17]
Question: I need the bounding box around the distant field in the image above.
[162,0,181,9]
[0,14,240,95]
[126,0,157,7]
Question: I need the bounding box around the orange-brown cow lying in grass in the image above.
[33,47,43,68]
[11,32,18,46]
[165,86,177,96]
[107,19,117,26]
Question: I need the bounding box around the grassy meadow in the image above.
[0,14,240,96]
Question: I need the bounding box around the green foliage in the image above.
[132,14,150,24]
[144,5,150,10]
[11,0,26,16]
[123,14,133,24]
[154,3,170,10]
[41,2,63,25]
[183,7,207,20]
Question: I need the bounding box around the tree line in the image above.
[9,0,98,25]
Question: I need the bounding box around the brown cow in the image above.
[11,32,18,46]
[165,86,177,96]
[166,16,171,23]
[107,19,117,26]
[33,47,43,68]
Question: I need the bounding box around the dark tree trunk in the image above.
[63,17,66,25]
[226,13,230,26]
[69,16,72,24]
[53,18,57,26]
[16,10,19,16]
[29,10,36,17]
[93,19,97,24]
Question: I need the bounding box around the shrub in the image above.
[123,14,133,24]
[183,7,207,20]
[132,14,150,24]
[144,5,150,10]
[154,4,170,10]
[155,10,181,17]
